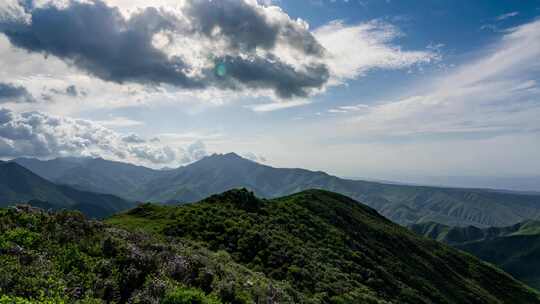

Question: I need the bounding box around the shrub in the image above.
[3,228,40,248]
[0,294,67,304]
[162,287,221,304]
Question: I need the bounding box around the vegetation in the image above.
[3,188,539,303]
[0,205,297,303]
[411,221,540,290]
[109,189,540,303]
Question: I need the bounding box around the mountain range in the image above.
[13,153,540,227]
[3,154,540,300]
[410,221,540,290]
[0,160,133,218]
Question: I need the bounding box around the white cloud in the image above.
[97,116,146,128]
[0,0,438,114]
[179,140,208,163]
[248,19,439,112]
[158,131,225,142]
[0,0,330,100]
[244,19,540,177]
[337,19,540,138]
[0,108,206,166]
[496,11,519,21]
[328,103,369,114]
[313,20,439,85]
[247,99,312,112]
[241,151,267,162]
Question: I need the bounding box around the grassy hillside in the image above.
[411,221,540,290]
[0,161,133,218]
[0,206,297,303]
[108,189,540,303]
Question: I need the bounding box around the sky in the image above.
[0,0,539,181]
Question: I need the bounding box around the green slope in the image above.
[0,206,297,303]
[0,161,133,218]
[108,189,540,303]
[411,221,540,290]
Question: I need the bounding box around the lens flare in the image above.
[216,63,227,77]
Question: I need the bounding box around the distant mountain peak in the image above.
[224,152,243,158]
[195,152,253,166]
[208,152,245,160]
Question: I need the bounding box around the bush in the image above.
[0,295,34,304]
[162,287,221,304]
[3,228,40,248]
[0,294,67,304]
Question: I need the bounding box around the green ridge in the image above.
[410,221,540,290]
[108,189,540,303]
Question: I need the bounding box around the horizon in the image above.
[0,0,539,185]
[8,153,540,193]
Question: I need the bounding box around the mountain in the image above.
[131,153,540,227]
[15,153,540,227]
[105,189,540,303]
[410,221,540,290]
[0,161,133,218]
[14,157,163,200]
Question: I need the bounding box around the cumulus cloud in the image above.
[0,107,203,166]
[0,0,331,99]
[0,0,435,102]
[242,151,266,163]
[121,133,147,144]
[0,82,35,103]
[1,1,199,88]
[181,140,208,163]
[186,0,324,56]
[212,55,329,98]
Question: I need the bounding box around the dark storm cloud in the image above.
[0,0,330,98]
[186,0,325,56]
[213,55,329,98]
[1,1,198,88]
[0,82,35,103]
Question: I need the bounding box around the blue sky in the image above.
[0,0,539,181]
